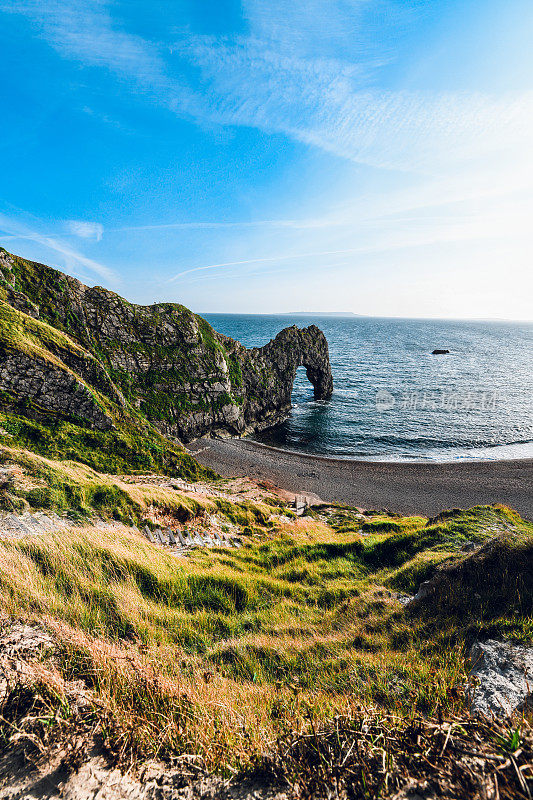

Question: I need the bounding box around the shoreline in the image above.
[206,436,533,466]
[188,437,533,519]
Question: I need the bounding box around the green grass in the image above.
[406,525,533,643]
[0,297,85,362]
[0,412,213,480]
[0,444,216,522]
[0,496,530,773]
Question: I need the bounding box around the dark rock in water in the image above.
[0,247,333,442]
[431,349,450,354]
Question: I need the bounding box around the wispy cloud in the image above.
[0,0,164,81]
[242,0,416,53]
[112,219,310,233]
[0,0,199,122]
[66,220,104,241]
[181,31,533,174]
[167,208,531,286]
[5,0,531,176]
[182,261,349,287]
[169,248,374,282]
[0,210,117,284]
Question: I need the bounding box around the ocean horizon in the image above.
[203,313,533,463]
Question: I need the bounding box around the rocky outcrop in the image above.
[0,247,333,441]
[0,347,114,431]
[468,640,533,718]
[219,323,333,439]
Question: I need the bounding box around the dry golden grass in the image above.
[0,499,530,782]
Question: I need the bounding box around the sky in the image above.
[0,0,532,319]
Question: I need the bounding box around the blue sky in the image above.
[1,0,532,319]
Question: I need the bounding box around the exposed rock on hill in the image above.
[468,639,533,718]
[0,247,333,444]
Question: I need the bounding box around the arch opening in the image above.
[301,359,333,400]
[291,365,316,404]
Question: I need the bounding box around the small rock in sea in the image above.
[431,349,450,354]
[467,639,533,718]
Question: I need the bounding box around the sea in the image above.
[202,314,533,462]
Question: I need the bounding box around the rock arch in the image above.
[236,325,334,434]
[0,247,334,442]
[297,328,334,400]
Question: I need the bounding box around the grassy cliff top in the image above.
[0,247,218,479]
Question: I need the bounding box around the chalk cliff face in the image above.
[0,248,333,443]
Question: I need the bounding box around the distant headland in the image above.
[202,311,362,318]
[283,311,360,317]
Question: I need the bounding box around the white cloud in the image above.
[241,0,413,63]
[0,0,164,81]
[0,210,117,284]
[66,220,104,241]
[180,33,533,175]
[2,0,532,318]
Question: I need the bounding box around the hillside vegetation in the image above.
[0,302,212,479]
[0,247,332,449]
[0,442,531,797]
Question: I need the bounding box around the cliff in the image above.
[0,247,332,466]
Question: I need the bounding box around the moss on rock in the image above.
[0,247,333,448]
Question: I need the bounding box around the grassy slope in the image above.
[0,300,212,480]
[0,443,266,525]
[1,248,246,429]
[0,300,88,364]
[0,451,530,775]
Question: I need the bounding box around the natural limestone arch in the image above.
[0,247,334,442]
[236,325,334,435]
[298,332,334,400]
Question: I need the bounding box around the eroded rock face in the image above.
[228,323,333,437]
[468,640,533,718]
[0,349,114,431]
[0,248,333,441]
